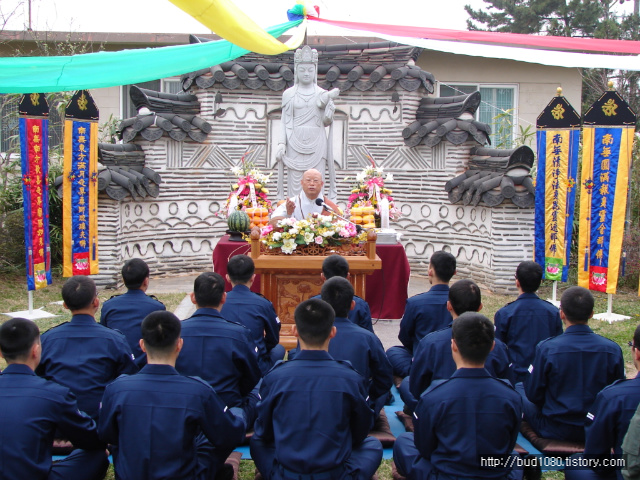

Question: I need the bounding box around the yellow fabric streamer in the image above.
[168,0,306,55]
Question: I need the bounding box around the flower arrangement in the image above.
[345,161,401,225]
[221,155,273,217]
[260,213,367,255]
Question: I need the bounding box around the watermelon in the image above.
[228,210,251,232]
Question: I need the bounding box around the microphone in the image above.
[315,198,362,233]
[315,197,335,212]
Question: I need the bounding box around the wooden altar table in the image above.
[212,235,410,320]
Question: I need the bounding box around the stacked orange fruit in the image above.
[246,207,270,229]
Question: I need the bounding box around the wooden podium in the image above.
[249,229,382,349]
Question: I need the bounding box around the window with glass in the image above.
[438,83,517,148]
[0,95,19,153]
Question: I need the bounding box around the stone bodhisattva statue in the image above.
[276,45,340,200]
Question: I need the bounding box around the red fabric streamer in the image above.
[308,17,640,54]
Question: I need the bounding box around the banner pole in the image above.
[547,280,560,307]
[594,292,629,323]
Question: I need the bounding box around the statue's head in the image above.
[294,45,318,86]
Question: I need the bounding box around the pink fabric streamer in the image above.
[309,17,640,54]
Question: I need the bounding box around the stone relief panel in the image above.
[95,88,534,295]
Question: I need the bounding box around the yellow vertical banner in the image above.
[535,92,581,282]
[62,90,100,277]
[579,89,636,294]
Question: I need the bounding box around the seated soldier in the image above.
[99,258,166,367]
[393,312,523,480]
[0,318,108,480]
[36,275,138,419]
[386,250,456,378]
[290,277,392,416]
[99,311,246,480]
[565,324,640,480]
[175,272,262,427]
[622,404,640,480]
[400,279,513,412]
[311,254,374,332]
[220,254,285,375]
[494,261,563,383]
[520,286,625,443]
[251,298,383,480]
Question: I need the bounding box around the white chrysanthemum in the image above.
[376,167,384,174]
[289,227,299,235]
[304,232,315,244]
[231,166,241,175]
[356,172,366,182]
[385,173,394,182]
[281,238,297,254]
[322,230,335,237]
[272,232,282,241]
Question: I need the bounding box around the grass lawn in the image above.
[1,274,639,480]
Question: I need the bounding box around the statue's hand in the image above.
[275,143,286,161]
[323,101,335,125]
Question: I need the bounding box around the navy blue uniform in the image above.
[36,314,138,419]
[175,308,261,410]
[494,293,562,383]
[221,285,285,375]
[250,350,383,480]
[522,324,625,442]
[394,368,523,480]
[0,364,108,480]
[386,284,451,378]
[289,316,392,414]
[311,293,374,332]
[98,364,246,480]
[565,374,640,480]
[401,323,513,411]
[99,289,166,366]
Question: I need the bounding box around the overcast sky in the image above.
[2,0,634,39]
[1,0,490,34]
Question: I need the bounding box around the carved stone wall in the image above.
[95,86,533,295]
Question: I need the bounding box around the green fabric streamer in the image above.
[0,20,301,94]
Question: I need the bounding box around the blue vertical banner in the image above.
[19,93,52,290]
[534,91,581,282]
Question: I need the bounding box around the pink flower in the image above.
[261,224,273,236]
[315,236,323,244]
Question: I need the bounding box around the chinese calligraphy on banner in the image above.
[578,89,636,294]
[62,90,99,277]
[535,92,581,282]
[19,93,52,290]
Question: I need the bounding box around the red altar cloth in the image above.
[212,235,410,319]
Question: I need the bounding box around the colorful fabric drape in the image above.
[19,93,52,290]
[578,90,636,294]
[168,0,307,55]
[62,90,99,277]
[307,17,640,54]
[0,21,301,94]
[534,94,581,282]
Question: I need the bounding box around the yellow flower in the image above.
[232,183,239,190]
[262,188,269,194]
